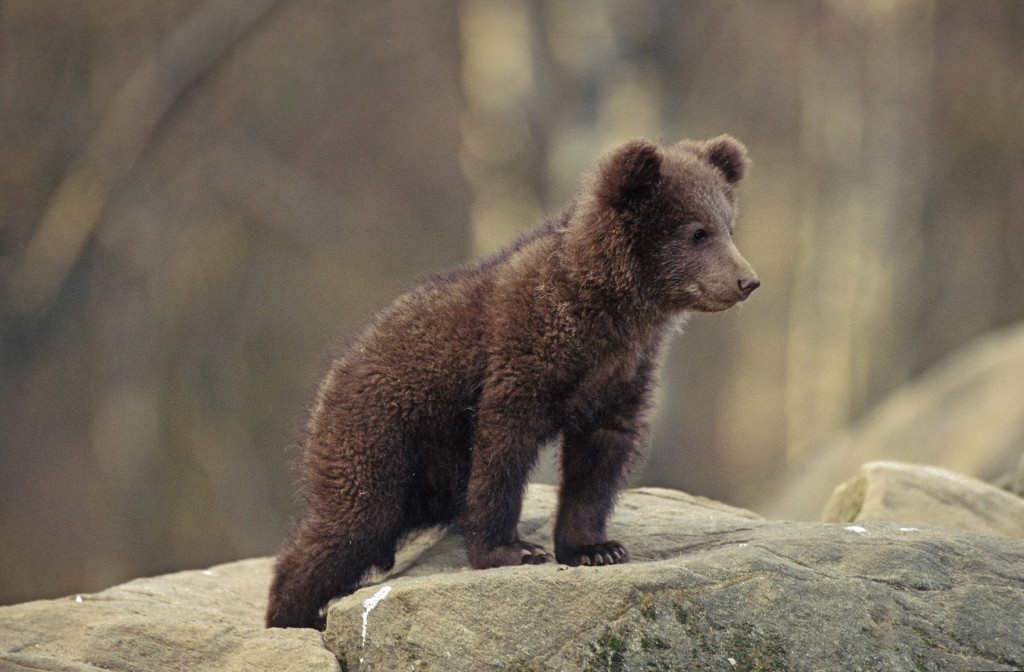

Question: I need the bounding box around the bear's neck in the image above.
[557,208,670,345]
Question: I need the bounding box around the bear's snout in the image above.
[738,277,760,299]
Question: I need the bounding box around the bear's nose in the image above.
[738,277,760,297]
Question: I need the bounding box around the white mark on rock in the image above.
[360,585,392,664]
[75,595,83,603]
[898,527,919,532]
[728,656,737,666]
[738,543,749,548]
[202,569,214,576]
[845,525,868,535]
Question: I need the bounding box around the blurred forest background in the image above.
[2,0,1023,605]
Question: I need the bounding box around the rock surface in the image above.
[326,484,1024,671]
[3,485,1023,672]
[761,321,1024,520]
[822,460,1024,539]
[0,558,339,672]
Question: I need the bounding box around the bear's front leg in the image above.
[461,401,553,568]
[554,423,640,566]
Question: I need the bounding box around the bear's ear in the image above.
[700,135,748,184]
[596,139,663,210]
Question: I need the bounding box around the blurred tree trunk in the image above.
[916,1,1024,359]
[8,0,283,316]
[785,0,934,457]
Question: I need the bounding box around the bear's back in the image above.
[328,213,569,430]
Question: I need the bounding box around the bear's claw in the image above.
[563,541,629,567]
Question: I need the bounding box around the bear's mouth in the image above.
[685,281,742,312]
[698,296,740,312]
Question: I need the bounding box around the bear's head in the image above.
[583,135,760,314]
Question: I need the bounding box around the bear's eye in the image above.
[692,228,708,244]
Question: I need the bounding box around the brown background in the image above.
[2,0,1022,605]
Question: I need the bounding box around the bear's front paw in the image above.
[469,540,552,569]
[558,541,629,567]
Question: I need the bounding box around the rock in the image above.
[376,483,765,580]
[0,558,338,672]
[326,484,1024,671]
[760,321,1024,521]
[822,460,1024,538]
[3,485,1022,671]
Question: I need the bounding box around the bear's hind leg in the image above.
[266,510,404,629]
[266,518,350,629]
[266,462,409,629]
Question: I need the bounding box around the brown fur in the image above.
[266,136,759,629]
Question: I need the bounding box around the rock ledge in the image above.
[2,484,1022,671]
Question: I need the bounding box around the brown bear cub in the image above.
[266,136,759,629]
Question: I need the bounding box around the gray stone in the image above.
[326,484,1024,671]
[761,321,1024,521]
[822,460,1024,538]
[0,558,338,672]
[3,485,1022,671]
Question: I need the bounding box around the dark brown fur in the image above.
[266,136,759,629]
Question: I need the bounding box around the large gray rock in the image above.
[3,485,1022,671]
[822,460,1024,538]
[761,321,1024,521]
[0,558,338,672]
[327,484,1024,671]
